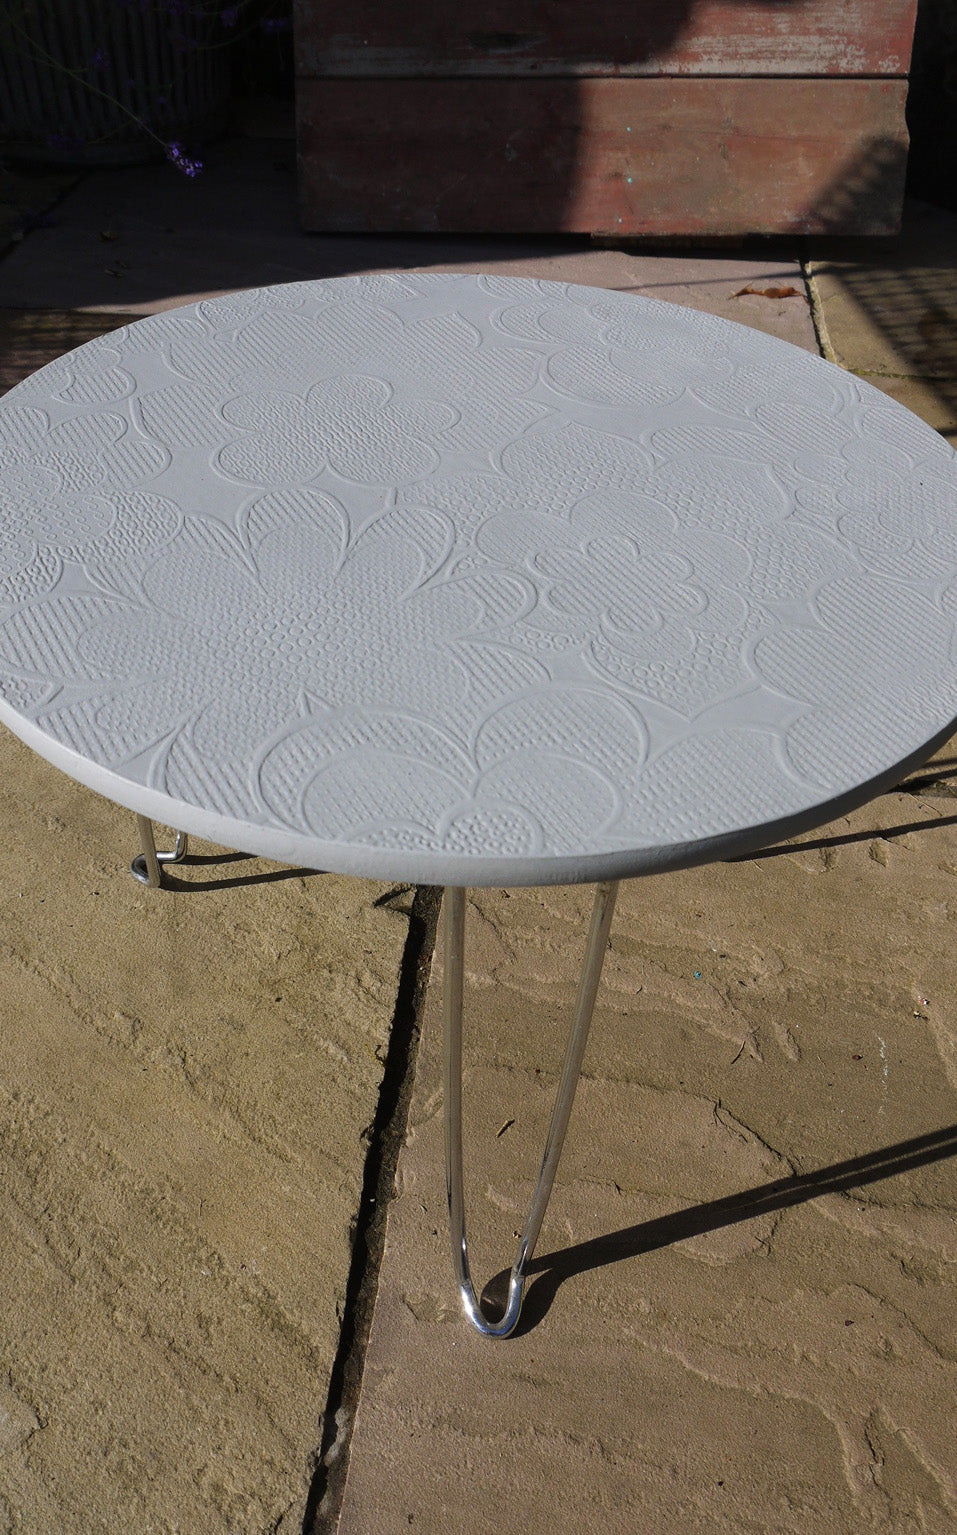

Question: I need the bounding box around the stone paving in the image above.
[339,794,957,1535]
[808,198,957,443]
[0,126,955,1533]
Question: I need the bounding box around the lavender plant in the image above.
[0,0,291,172]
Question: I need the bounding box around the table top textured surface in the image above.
[1,272,957,885]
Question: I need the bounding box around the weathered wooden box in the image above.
[295,1,918,236]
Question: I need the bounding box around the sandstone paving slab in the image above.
[0,136,815,353]
[0,166,79,260]
[808,201,957,380]
[0,729,410,1532]
[807,199,957,444]
[338,786,957,1534]
[401,246,818,351]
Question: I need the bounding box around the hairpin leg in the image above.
[443,879,620,1338]
[130,814,189,888]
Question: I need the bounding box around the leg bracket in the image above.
[130,815,189,888]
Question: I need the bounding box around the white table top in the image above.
[1,273,957,886]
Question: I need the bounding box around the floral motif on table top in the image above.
[1,273,956,880]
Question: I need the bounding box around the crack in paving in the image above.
[302,884,442,1535]
[800,249,837,365]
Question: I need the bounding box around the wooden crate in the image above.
[295,0,918,235]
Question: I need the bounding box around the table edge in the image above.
[3,698,953,888]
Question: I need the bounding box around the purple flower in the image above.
[166,141,204,177]
[220,5,238,25]
[261,16,291,32]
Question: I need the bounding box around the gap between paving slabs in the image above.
[309,244,950,1532]
[802,203,957,444]
[302,885,442,1535]
[318,783,957,1530]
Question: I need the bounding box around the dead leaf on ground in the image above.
[733,284,808,302]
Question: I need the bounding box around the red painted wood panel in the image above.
[294,0,918,78]
[297,78,909,236]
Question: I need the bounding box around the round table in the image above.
[2,273,957,1334]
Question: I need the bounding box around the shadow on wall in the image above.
[293,0,812,77]
[805,136,910,237]
[295,0,815,236]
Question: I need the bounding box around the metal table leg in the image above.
[130,815,189,888]
[443,880,620,1337]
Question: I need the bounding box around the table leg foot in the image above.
[443,880,619,1337]
[130,814,189,888]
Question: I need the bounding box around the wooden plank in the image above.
[297,78,909,237]
[0,310,134,395]
[294,0,918,78]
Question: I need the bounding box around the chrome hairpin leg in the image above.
[443,880,620,1338]
[130,814,189,888]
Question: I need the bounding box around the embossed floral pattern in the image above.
[217,377,457,488]
[0,274,956,884]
